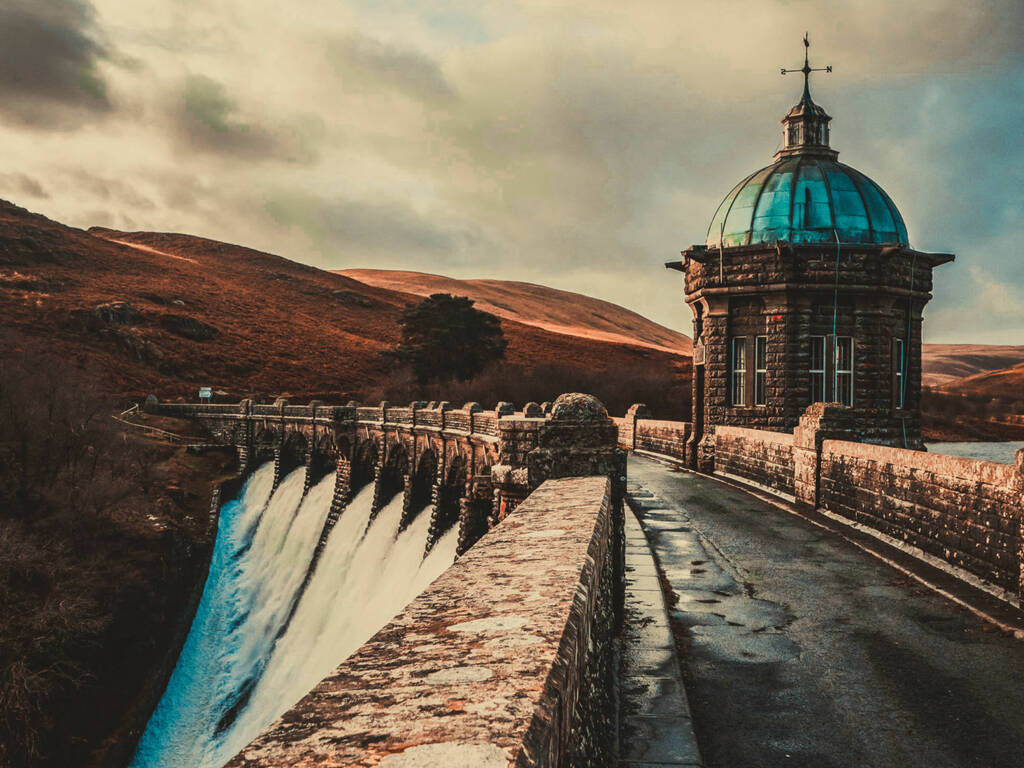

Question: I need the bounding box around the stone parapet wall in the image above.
[635,419,692,460]
[619,403,1024,602]
[820,440,1020,593]
[716,426,796,499]
[226,476,619,768]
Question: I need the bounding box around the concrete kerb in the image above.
[633,451,1024,640]
[619,499,705,768]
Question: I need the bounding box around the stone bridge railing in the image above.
[145,393,625,558]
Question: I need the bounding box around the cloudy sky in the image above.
[1,0,1021,343]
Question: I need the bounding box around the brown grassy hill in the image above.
[0,200,689,407]
[939,360,1024,401]
[339,268,692,356]
[921,344,1024,388]
[920,347,1024,442]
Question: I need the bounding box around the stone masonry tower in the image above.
[667,37,954,467]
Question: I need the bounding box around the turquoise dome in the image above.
[705,156,909,248]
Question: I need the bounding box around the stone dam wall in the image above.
[226,475,620,768]
[144,392,626,766]
[616,403,1024,603]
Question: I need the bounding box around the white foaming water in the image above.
[129,464,458,768]
[224,487,459,757]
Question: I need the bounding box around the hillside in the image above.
[0,200,689,405]
[939,360,1024,401]
[338,268,692,356]
[921,344,1024,388]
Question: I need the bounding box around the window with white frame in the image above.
[754,336,767,406]
[894,338,905,409]
[835,336,854,406]
[809,336,826,403]
[731,337,746,406]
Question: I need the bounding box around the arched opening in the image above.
[374,442,410,512]
[400,448,437,531]
[350,438,378,497]
[278,430,308,480]
[426,453,466,551]
[308,433,338,486]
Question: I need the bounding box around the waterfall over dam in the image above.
[130,461,459,768]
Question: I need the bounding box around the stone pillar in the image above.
[793,402,857,511]
[490,464,531,521]
[697,428,716,474]
[234,399,254,478]
[621,403,651,451]
[456,476,493,556]
[331,457,352,515]
[463,401,482,433]
[399,472,417,532]
[369,442,387,514]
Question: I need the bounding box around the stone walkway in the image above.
[619,504,703,767]
[628,454,1024,768]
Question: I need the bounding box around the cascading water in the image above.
[130,461,459,768]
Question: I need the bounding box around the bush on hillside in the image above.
[396,294,507,384]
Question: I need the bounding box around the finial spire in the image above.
[781,32,832,103]
[775,34,837,160]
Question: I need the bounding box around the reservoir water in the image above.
[129,462,458,768]
[925,441,1024,465]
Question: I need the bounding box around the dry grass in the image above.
[0,344,230,768]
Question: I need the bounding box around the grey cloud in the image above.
[173,74,320,164]
[62,170,157,211]
[0,0,111,128]
[0,173,49,200]
[264,190,477,262]
[327,33,455,103]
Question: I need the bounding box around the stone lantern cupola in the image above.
[776,35,837,160]
[667,36,954,471]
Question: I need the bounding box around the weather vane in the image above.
[781,33,832,94]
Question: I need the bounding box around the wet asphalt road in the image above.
[628,455,1024,768]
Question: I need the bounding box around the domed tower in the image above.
[668,37,953,468]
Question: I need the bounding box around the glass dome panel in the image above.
[850,170,897,240]
[864,176,909,244]
[825,168,870,241]
[706,176,747,244]
[722,165,773,246]
[792,161,832,234]
[750,159,797,243]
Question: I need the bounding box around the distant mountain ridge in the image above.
[338,268,692,356]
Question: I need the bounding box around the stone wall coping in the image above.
[822,439,1016,487]
[226,475,613,768]
[716,425,796,446]
[636,418,693,432]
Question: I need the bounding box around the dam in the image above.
[132,393,626,767]
[132,393,1024,768]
